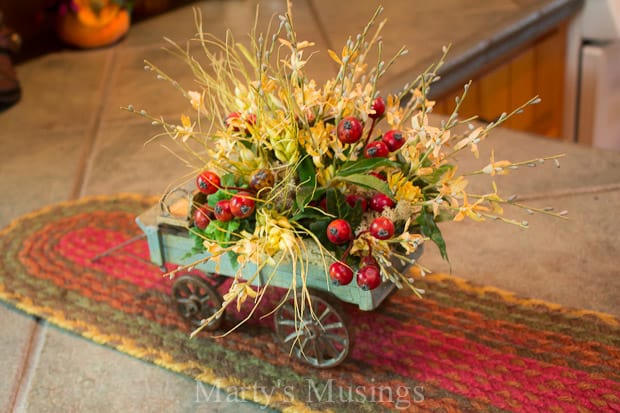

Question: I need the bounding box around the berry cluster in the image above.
[335,98,405,160]
[322,98,405,291]
[192,168,275,229]
[327,214,395,290]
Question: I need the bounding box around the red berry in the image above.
[364,141,389,158]
[370,193,395,212]
[229,191,255,218]
[225,111,241,130]
[213,200,234,221]
[329,261,354,286]
[345,194,368,212]
[225,112,254,134]
[337,116,363,144]
[357,265,382,290]
[326,219,352,245]
[361,255,378,267]
[370,217,395,240]
[193,206,211,230]
[249,169,275,192]
[306,110,317,126]
[246,113,257,126]
[369,96,386,119]
[196,171,221,195]
[382,129,405,151]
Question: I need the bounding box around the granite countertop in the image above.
[310,0,584,97]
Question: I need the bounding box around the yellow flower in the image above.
[223,281,258,312]
[438,167,468,198]
[454,126,484,158]
[453,192,490,222]
[350,237,370,256]
[396,231,424,255]
[173,114,194,142]
[481,150,512,176]
[388,171,422,203]
[317,164,335,187]
[385,95,409,128]
[232,232,260,264]
[187,90,203,112]
[253,210,297,257]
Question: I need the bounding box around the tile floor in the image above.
[1,1,619,412]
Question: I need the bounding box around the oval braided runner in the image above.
[1,194,619,412]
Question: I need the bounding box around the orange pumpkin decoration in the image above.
[57,0,131,48]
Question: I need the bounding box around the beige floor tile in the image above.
[106,1,334,123]
[0,128,88,228]
[420,190,620,317]
[102,45,202,123]
[124,0,325,49]
[80,121,194,197]
[0,307,36,413]
[18,326,273,413]
[3,49,112,132]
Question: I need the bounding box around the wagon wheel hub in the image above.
[301,320,322,340]
[184,294,201,315]
[274,291,350,368]
[171,273,224,331]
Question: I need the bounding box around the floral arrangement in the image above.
[128,3,565,336]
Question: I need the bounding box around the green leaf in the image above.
[325,188,348,219]
[297,156,316,188]
[308,218,331,248]
[345,200,364,231]
[420,164,454,185]
[203,219,240,245]
[334,174,393,197]
[290,205,329,222]
[336,158,400,176]
[417,208,449,262]
[207,175,240,208]
[295,186,325,210]
[325,188,363,230]
[221,173,238,187]
[207,190,230,208]
[186,227,208,257]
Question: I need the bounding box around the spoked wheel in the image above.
[172,274,223,331]
[274,291,350,368]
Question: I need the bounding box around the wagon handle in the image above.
[90,233,147,262]
[159,187,193,218]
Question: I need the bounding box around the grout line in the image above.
[69,47,119,200]
[9,321,48,413]
[306,0,336,59]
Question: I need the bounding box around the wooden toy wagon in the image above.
[135,187,421,368]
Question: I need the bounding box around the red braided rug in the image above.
[1,194,619,412]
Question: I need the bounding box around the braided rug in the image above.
[0,194,618,412]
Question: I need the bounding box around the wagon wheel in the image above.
[172,274,223,331]
[274,291,350,368]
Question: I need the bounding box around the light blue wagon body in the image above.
[136,202,397,311]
